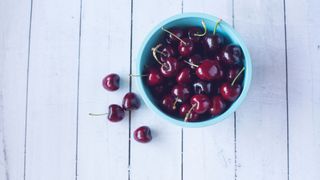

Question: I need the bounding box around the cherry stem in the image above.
[184,104,197,122]
[151,47,168,57]
[184,60,199,68]
[161,27,186,45]
[151,44,165,66]
[194,20,207,37]
[231,67,245,86]
[172,98,181,110]
[129,74,148,77]
[213,19,222,35]
[89,112,108,116]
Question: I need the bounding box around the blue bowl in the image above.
[136,13,252,128]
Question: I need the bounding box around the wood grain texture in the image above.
[24,0,80,179]
[77,0,131,179]
[130,0,182,180]
[234,0,288,179]
[0,0,32,179]
[182,1,235,180]
[286,0,320,179]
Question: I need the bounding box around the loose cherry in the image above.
[179,103,199,122]
[196,59,221,81]
[209,96,227,116]
[134,126,152,143]
[221,44,243,65]
[122,92,140,111]
[102,73,120,91]
[193,80,213,95]
[176,67,193,84]
[89,104,125,122]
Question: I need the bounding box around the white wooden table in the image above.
[1,0,319,179]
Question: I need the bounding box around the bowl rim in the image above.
[136,12,252,128]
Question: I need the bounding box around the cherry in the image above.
[171,84,191,102]
[179,103,199,122]
[178,38,194,57]
[184,54,202,69]
[226,67,243,82]
[202,19,224,55]
[161,95,177,112]
[159,45,177,62]
[193,80,213,95]
[209,96,227,116]
[122,92,140,111]
[219,83,241,102]
[187,27,202,43]
[160,57,178,77]
[163,28,184,45]
[152,84,165,96]
[108,105,125,122]
[134,126,152,143]
[176,67,193,84]
[147,68,163,86]
[196,59,221,81]
[221,44,243,65]
[190,94,210,114]
[102,73,120,91]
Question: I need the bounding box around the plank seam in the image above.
[23,0,34,179]
[282,0,290,180]
[128,0,134,180]
[75,0,83,178]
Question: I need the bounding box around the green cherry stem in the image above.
[184,60,199,68]
[184,104,197,121]
[129,74,148,77]
[231,67,245,86]
[194,20,207,37]
[213,19,222,35]
[161,27,187,45]
[89,112,108,116]
[151,44,165,66]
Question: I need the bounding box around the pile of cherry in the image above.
[90,74,152,143]
[143,19,245,122]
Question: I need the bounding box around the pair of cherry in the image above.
[92,74,151,143]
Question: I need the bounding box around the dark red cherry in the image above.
[202,34,224,55]
[171,84,191,102]
[185,54,202,69]
[160,57,178,77]
[196,59,221,81]
[147,68,163,86]
[161,95,176,113]
[122,92,140,111]
[219,83,241,102]
[178,38,194,57]
[179,103,199,122]
[165,28,184,45]
[108,104,125,122]
[209,96,227,116]
[176,67,192,84]
[187,27,202,43]
[221,45,243,65]
[152,84,165,96]
[190,94,210,114]
[159,45,177,62]
[134,126,152,143]
[102,73,120,91]
[226,67,243,82]
[193,80,213,95]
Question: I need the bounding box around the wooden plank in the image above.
[24,0,80,179]
[0,0,32,179]
[183,1,235,180]
[286,0,320,179]
[130,0,182,179]
[76,0,131,179]
[234,0,288,179]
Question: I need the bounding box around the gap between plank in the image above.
[128,0,134,180]
[23,0,34,179]
[282,0,290,180]
[75,0,83,179]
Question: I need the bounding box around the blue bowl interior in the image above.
[137,13,252,128]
